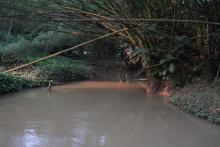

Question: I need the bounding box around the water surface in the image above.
[0,81,219,147]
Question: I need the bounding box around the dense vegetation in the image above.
[0,30,92,94]
[0,0,219,122]
[1,0,219,84]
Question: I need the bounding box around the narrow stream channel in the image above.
[0,81,219,147]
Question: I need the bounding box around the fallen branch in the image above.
[3,28,128,73]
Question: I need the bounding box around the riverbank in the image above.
[171,80,220,123]
[0,56,92,94]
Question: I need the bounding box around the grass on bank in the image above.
[171,81,220,123]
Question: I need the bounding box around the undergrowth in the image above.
[0,32,92,94]
[171,81,220,123]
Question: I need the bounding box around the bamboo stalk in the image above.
[2,16,220,26]
[3,28,128,74]
[52,18,220,26]
[58,5,109,19]
[100,22,130,40]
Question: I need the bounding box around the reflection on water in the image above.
[59,81,144,90]
[11,129,41,147]
[0,81,220,147]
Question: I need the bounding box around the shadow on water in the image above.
[0,81,220,147]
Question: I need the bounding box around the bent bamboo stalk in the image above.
[52,18,220,26]
[4,28,128,74]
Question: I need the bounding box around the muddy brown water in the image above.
[0,81,219,147]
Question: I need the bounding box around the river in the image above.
[0,81,219,147]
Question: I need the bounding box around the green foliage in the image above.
[0,56,91,94]
[0,31,92,94]
[0,31,80,65]
[0,73,29,94]
[0,73,19,93]
[0,35,31,65]
[38,56,91,82]
[31,31,80,53]
[1,37,30,55]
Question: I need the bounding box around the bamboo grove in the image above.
[1,0,220,85]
